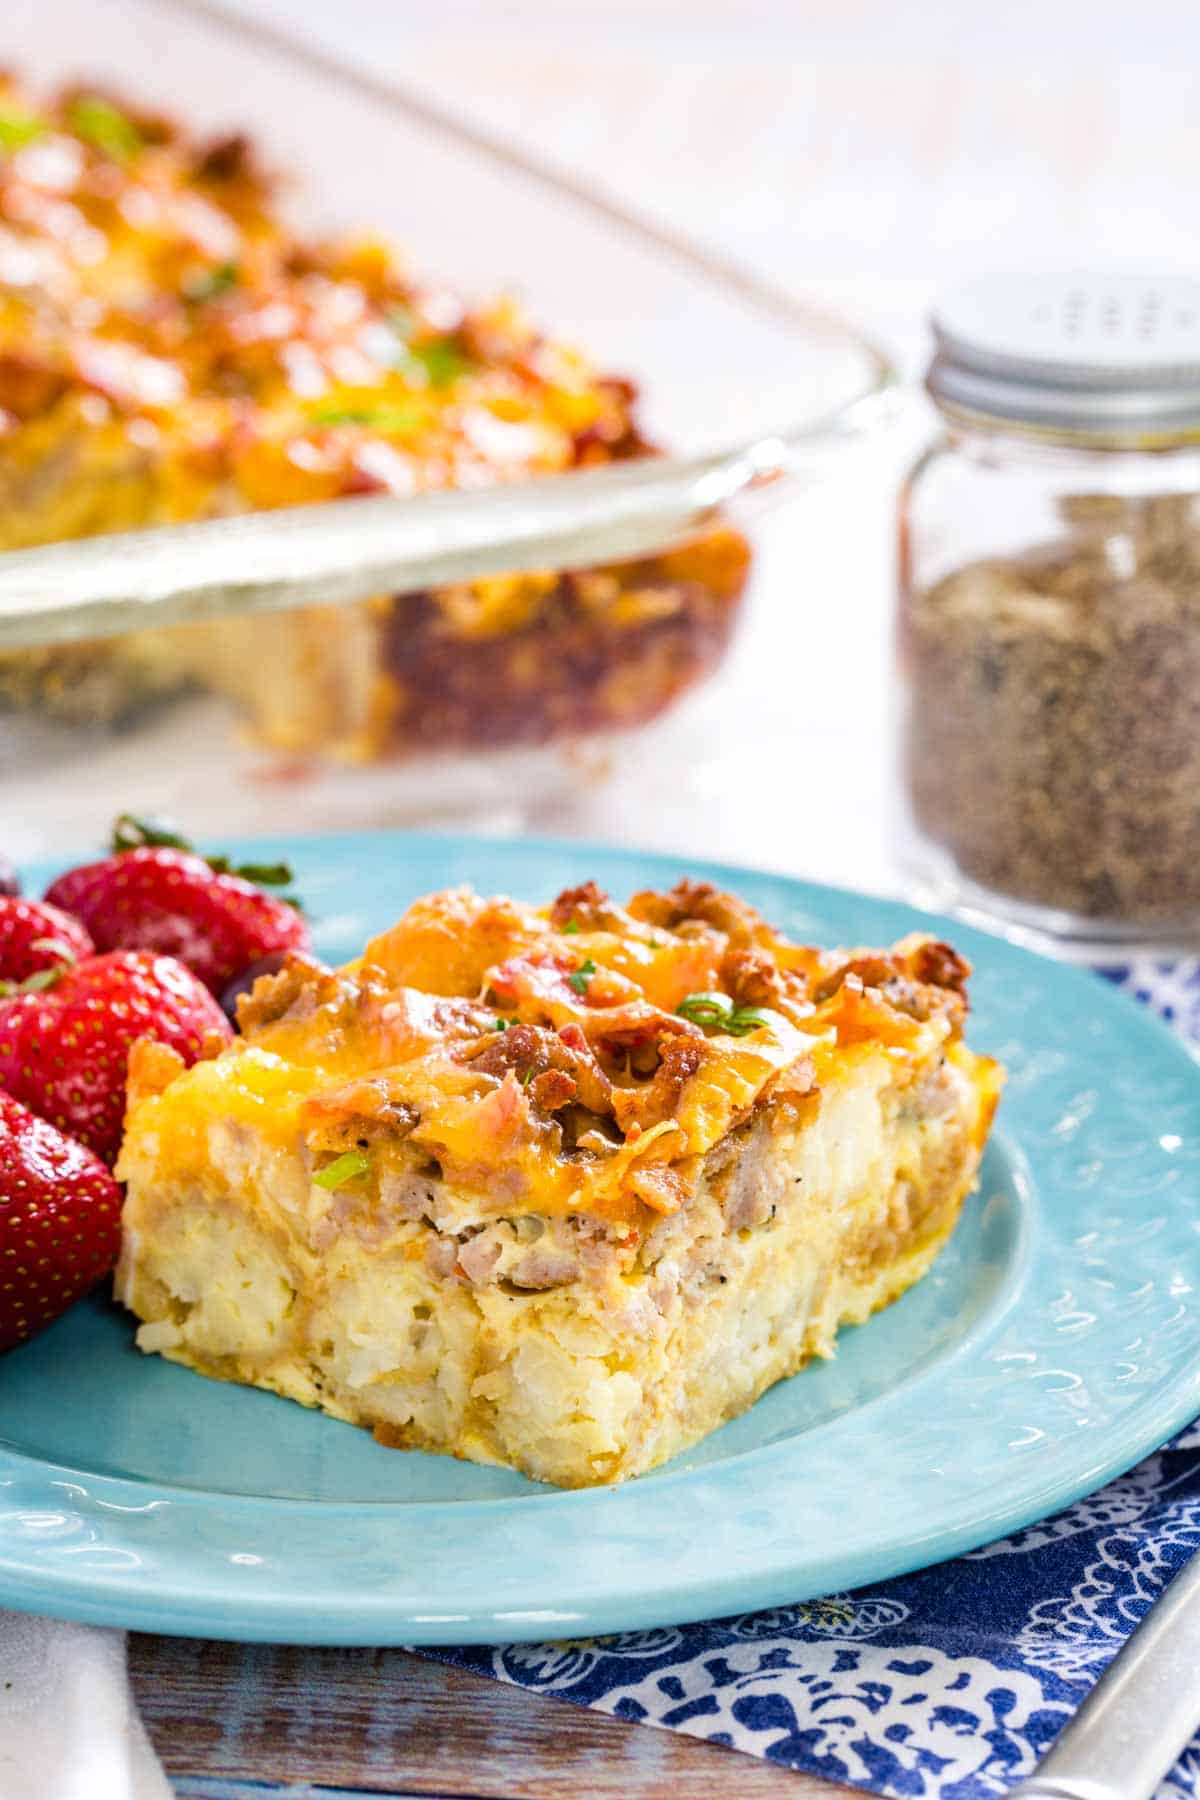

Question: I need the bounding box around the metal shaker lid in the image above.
[927,272,1200,437]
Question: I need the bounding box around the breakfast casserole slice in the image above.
[116,881,1002,1488]
[0,76,749,754]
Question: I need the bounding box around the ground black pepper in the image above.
[904,491,1200,925]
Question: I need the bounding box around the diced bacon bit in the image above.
[572,417,645,464]
[468,1070,540,1149]
[583,966,640,1009]
[763,1055,819,1107]
[814,958,890,1004]
[721,946,788,1008]
[904,937,971,993]
[611,1036,705,1135]
[487,947,648,1027]
[194,132,255,183]
[549,880,613,930]
[462,1021,612,1115]
[531,1069,577,1112]
[625,1159,691,1216]
[487,947,576,1010]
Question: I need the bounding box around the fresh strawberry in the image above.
[0,1092,123,1352]
[0,896,94,985]
[46,842,310,995]
[0,950,231,1163]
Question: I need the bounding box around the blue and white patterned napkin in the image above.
[429,956,1200,1800]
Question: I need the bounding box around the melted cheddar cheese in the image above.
[125,879,1000,1228]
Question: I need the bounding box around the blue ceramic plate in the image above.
[2,832,1198,1645]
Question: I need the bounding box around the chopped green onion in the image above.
[494,1016,513,1032]
[725,1005,779,1037]
[561,919,581,935]
[407,338,469,388]
[309,403,421,432]
[67,95,142,161]
[567,958,597,996]
[183,261,239,303]
[314,1149,371,1191]
[384,308,469,388]
[676,991,734,1029]
[676,992,782,1036]
[0,107,46,154]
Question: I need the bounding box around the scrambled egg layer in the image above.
[117,880,1002,1486]
[0,78,749,751]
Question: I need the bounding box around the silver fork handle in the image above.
[1011,1549,1200,1800]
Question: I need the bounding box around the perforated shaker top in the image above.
[927,272,1200,435]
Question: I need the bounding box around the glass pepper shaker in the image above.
[896,272,1200,957]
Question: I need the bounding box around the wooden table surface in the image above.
[131,1638,839,1797]
[104,3,1199,1795]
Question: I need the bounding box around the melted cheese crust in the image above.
[116,880,1003,1485]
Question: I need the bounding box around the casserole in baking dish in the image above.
[0,76,750,757]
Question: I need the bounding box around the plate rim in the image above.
[2,828,1197,1644]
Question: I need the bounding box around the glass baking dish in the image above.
[1,0,895,857]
